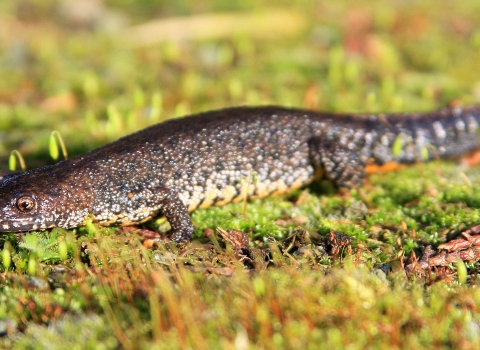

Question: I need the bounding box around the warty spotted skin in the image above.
[1,105,480,241]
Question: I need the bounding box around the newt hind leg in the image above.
[308,136,367,189]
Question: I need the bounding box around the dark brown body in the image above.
[1,106,480,241]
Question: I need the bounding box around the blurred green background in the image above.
[1,0,480,168]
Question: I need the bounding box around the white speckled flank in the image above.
[1,105,480,241]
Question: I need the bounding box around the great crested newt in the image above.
[0,105,479,241]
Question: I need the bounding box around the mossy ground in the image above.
[1,1,480,348]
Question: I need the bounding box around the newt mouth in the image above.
[0,220,43,232]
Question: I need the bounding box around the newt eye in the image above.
[16,195,36,212]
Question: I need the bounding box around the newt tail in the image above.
[0,105,479,241]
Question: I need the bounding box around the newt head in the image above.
[0,167,92,232]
